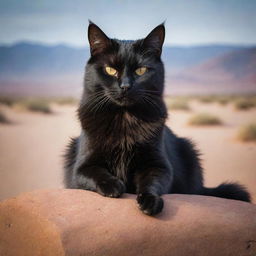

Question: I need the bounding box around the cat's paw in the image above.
[96,177,125,198]
[137,193,164,216]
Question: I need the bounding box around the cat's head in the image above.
[84,21,165,108]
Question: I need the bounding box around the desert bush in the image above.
[20,100,53,114]
[166,99,190,111]
[165,96,190,110]
[194,95,245,105]
[198,95,216,104]
[217,98,229,105]
[53,97,78,105]
[234,98,255,110]
[237,123,256,142]
[0,96,19,107]
[0,111,10,124]
[188,113,222,126]
[214,96,232,105]
[251,96,256,105]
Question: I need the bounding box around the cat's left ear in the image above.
[88,21,111,56]
[142,23,165,56]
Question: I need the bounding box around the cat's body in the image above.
[64,22,251,215]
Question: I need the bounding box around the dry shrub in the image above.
[0,111,11,124]
[234,98,255,110]
[53,97,78,105]
[237,124,256,142]
[19,99,53,114]
[165,97,190,111]
[188,113,222,126]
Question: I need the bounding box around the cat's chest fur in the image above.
[85,110,162,149]
[104,112,155,182]
[85,110,163,182]
[110,112,161,149]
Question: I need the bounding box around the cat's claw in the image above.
[137,193,164,216]
[96,177,125,198]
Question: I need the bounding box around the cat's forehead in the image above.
[107,39,146,67]
[116,40,138,58]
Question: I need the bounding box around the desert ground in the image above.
[0,99,255,201]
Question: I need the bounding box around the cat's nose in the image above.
[120,78,131,91]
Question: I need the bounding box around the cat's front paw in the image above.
[137,193,164,216]
[96,177,125,198]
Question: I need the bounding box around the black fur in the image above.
[64,22,251,216]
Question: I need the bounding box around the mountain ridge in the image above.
[0,42,255,96]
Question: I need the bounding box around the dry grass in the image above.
[191,94,256,107]
[0,111,11,124]
[0,96,20,107]
[18,99,53,114]
[197,95,216,104]
[167,100,190,111]
[52,97,78,105]
[165,97,190,111]
[197,95,231,105]
[0,96,78,109]
[215,96,231,105]
[234,98,255,110]
[188,113,222,126]
[237,123,256,142]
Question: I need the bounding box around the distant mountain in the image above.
[163,45,245,73]
[0,42,243,75]
[0,42,88,76]
[186,47,256,80]
[168,47,256,94]
[0,42,88,96]
[0,42,254,96]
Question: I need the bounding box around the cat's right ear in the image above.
[88,21,111,56]
[142,23,165,57]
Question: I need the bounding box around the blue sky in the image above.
[0,0,256,46]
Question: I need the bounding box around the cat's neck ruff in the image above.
[83,107,165,151]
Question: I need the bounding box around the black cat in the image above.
[64,21,251,215]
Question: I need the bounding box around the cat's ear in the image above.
[88,21,111,56]
[142,23,165,56]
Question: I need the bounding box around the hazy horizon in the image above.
[1,40,256,49]
[0,0,256,47]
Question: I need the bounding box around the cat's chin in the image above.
[110,94,136,107]
[111,97,134,107]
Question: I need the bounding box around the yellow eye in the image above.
[105,66,118,77]
[135,67,147,76]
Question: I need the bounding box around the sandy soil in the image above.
[0,102,255,201]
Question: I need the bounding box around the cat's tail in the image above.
[199,182,251,202]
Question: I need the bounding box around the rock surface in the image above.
[0,189,256,256]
